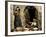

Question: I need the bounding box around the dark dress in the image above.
[14,15,22,28]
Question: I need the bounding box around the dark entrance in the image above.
[25,6,37,22]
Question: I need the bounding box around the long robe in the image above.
[14,14,22,28]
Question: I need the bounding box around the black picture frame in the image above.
[5,1,45,36]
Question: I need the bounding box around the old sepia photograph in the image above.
[11,5,42,32]
[5,1,45,35]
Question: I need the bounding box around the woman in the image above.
[14,7,22,29]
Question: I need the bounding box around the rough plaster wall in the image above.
[19,6,26,27]
[10,5,14,30]
[35,6,42,30]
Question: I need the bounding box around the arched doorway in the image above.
[24,6,38,22]
[24,6,38,30]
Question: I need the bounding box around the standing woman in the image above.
[14,7,22,29]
